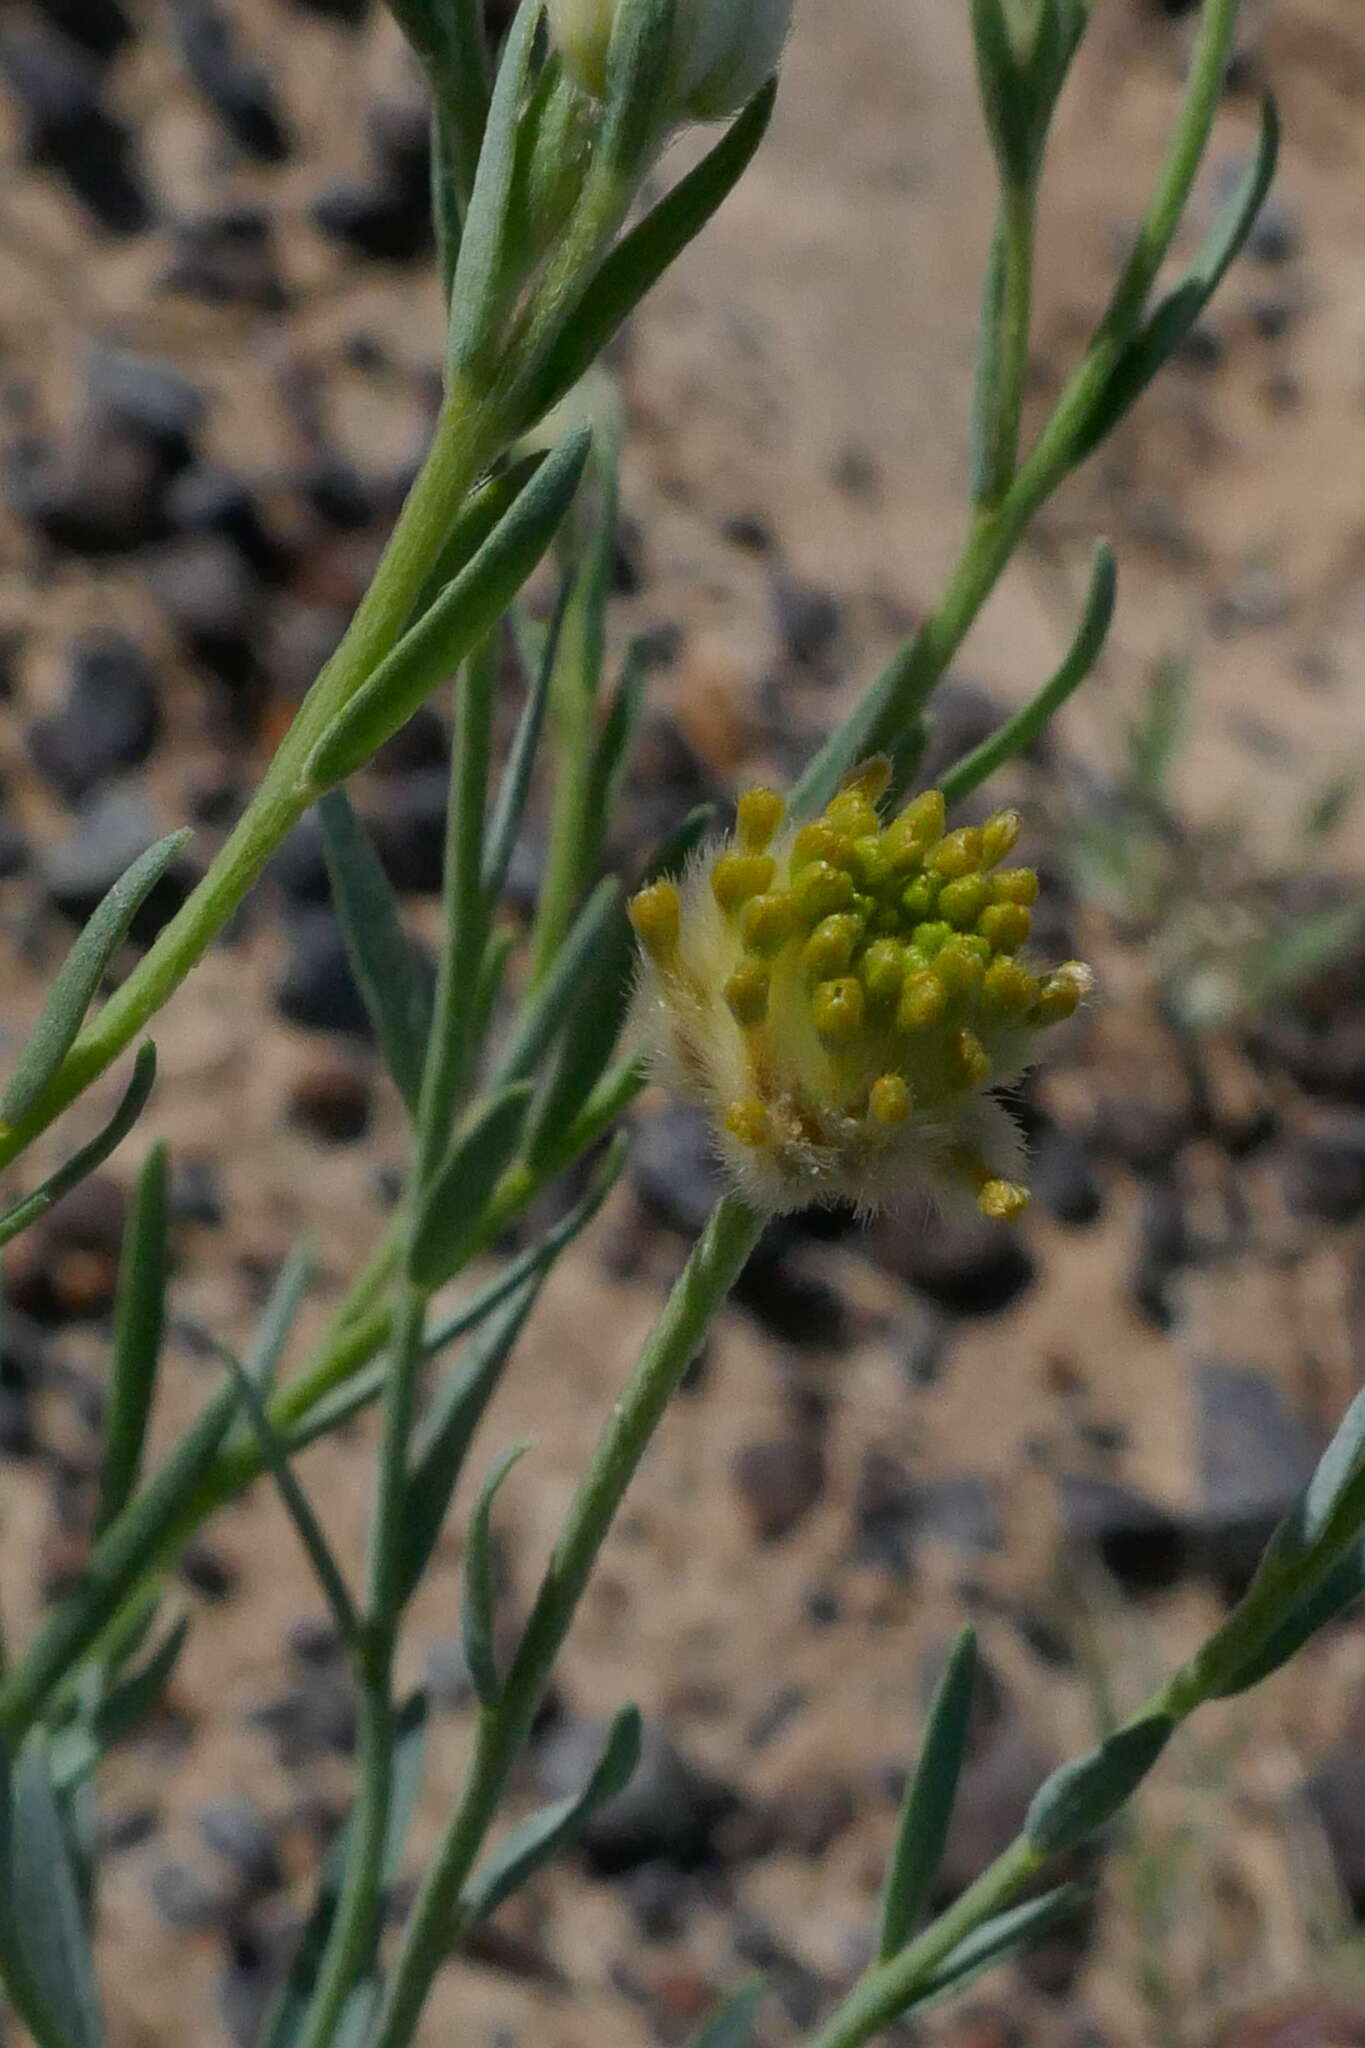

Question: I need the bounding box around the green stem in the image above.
[372,1192,764,2048]
[800,1836,1046,2048]
[977,176,1036,510]
[0,381,499,1180]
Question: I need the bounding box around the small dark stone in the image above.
[0,812,29,878]
[287,1055,374,1143]
[1192,1359,1316,1597]
[1,29,150,233]
[1032,1126,1104,1227]
[1305,1745,1365,1919]
[1247,195,1300,267]
[370,705,449,777]
[916,679,1010,788]
[1129,1176,1188,1331]
[250,1674,357,1764]
[196,1800,284,1893]
[171,0,291,162]
[733,1239,849,1348]
[32,0,134,63]
[722,513,772,553]
[170,1157,226,1228]
[147,1859,232,1930]
[1174,320,1225,370]
[275,909,373,1037]
[217,1929,280,2048]
[918,1474,1003,1554]
[1280,1117,1365,1225]
[853,1448,917,1576]
[732,1438,826,1543]
[1058,1472,1188,1592]
[29,632,162,802]
[165,463,287,581]
[312,181,432,263]
[160,206,287,311]
[535,1718,736,1876]
[270,816,332,908]
[626,1862,690,1943]
[366,768,450,893]
[871,1209,1036,1319]
[773,578,842,675]
[179,1542,237,1601]
[1090,1095,1190,1175]
[86,347,205,460]
[283,0,371,20]
[98,1804,159,1855]
[287,1614,343,1667]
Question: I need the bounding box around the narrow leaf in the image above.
[319,792,431,1114]
[52,1615,193,1789]
[523,901,634,1175]
[409,453,547,625]
[461,1704,642,1923]
[909,1884,1089,2010]
[970,0,1033,188]
[491,878,623,1089]
[400,1281,542,1603]
[0,1042,158,1253]
[246,1240,313,1395]
[1074,98,1279,464]
[968,212,1010,508]
[306,430,592,791]
[1207,1535,1365,1699]
[95,1141,169,1536]
[9,1738,105,2048]
[463,1442,531,1706]
[0,1358,239,1744]
[940,542,1116,804]
[448,0,541,369]
[409,1083,535,1291]
[1026,1714,1174,1856]
[217,1351,361,1652]
[1128,656,1188,801]
[1,833,187,1127]
[586,638,650,832]
[879,1627,978,1959]
[516,84,777,437]
[484,591,570,907]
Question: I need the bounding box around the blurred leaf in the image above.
[1026,1714,1174,1856]
[969,211,1010,507]
[409,1083,535,1291]
[246,1241,314,1397]
[908,1884,1089,2011]
[516,84,776,436]
[399,1281,542,1604]
[1073,97,1279,464]
[1300,775,1357,845]
[587,639,649,834]
[1127,658,1188,803]
[7,1737,105,2048]
[461,1704,642,1924]
[1,832,187,1127]
[51,1616,192,1791]
[320,791,432,1116]
[1240,894,1365,1010]
[0,1042,158,1254]
[971,0,1035,188]
[941,541,1116,804]
[641,804,715,886]
[260,1694,427,2048]
[688,1981,766,2048]
[307,430,591,790]
[463,1442,531,1706]
[95,1142,169,1537]
[879,1627,978,1959]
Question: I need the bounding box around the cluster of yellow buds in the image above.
[629,763,1094,1220]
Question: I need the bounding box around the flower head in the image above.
[629,764,1094,1220]
[545,0,792,123]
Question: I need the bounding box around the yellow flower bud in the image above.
[629,776,1092,1221]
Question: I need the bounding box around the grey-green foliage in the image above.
[0,2,1329,2046]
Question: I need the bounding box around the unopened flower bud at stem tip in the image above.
[544,0,794,126]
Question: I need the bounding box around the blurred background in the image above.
[3,1,1365,2043]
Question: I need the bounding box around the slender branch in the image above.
[372,1193,764,2048]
